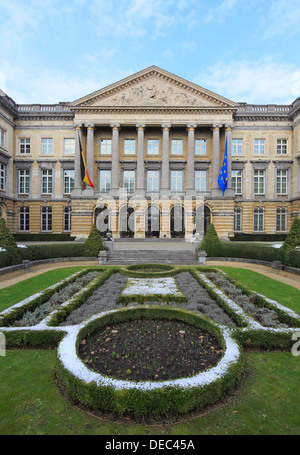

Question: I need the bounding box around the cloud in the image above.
[263,0,300,39]
[194,58,300,104]
[204,0,241,23]
[0,59,114,103]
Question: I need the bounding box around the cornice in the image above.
[70,106,237,115]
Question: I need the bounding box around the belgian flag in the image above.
[79,134,94,188]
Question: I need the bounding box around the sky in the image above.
[0,0,300,105]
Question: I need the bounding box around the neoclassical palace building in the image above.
[0,66,299,240]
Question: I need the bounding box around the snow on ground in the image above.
[122,277,183,296]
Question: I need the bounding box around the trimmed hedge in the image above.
[0,218,22,265]
[18,243,86,261]
[199,223,221,257]
[289,249,300,268]
[231,233,287,242]
[13,233,76,242]
[278,218,300,266]
[84,224,104,257]
[56,306,244,417]
[216,242,279,262]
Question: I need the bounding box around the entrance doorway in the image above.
[170,204,185,238]
[145,205,160,238]
[119,205,135,238]
[95,205,110,236]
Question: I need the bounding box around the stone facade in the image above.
[0,66,299,240]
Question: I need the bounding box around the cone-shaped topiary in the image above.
[0,218,22,265]
[199,223,221,257]
[84,223,104,257]
[278,217,300,265]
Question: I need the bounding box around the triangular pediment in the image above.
[70,66,238,110]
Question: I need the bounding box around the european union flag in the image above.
[218,138,228,196]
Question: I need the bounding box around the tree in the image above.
[199,223,221,257]
[0,218,22,265]
[84,224,104,257]
[278,217,300,265]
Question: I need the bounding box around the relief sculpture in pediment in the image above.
[105,82,199,106]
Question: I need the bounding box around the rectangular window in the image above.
[42,169,53,194]
[123,170,135,192]
[254,207,264,232]
[99,170,111,192]
[277,139,287,155]
[42,138,53,154]
[147,139,159,155]
[171,139,183,155]
[63,206,71,231]
[254,170,265,195]
[64,138,75,155]
[195,139,206,155]
[276,170,287,195]
[232,139,243,155]
[64,170,74,194]
[234,208,242,232]
[0,128,5,147]
[254,139,265,155]
[19,206,29,231]
[147,170,159,192]
[19,169,30,194]
[276,208,286,231]
[0,163,5,191]
[100,139,112,155]
[195,170,206,192]
[171,170,183,192]
[124,139,135,155]
[19,138,31,154]
[231,170,242,195]
[41,206,52,231]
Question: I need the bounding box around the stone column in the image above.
[74,123,82,191]
[161,123,171,195]
[85,123,95,192]
[110,123,120,196]
[225,124,234,195]
[136,123,145,195]
[86,123,95,179]
[186,123,197,195]
[212,124,222,197]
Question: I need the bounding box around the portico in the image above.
[68,66,239,240]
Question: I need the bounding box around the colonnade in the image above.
[73,122,233,196]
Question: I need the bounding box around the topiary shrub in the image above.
[278,218,300,265]
[84,224,104,257]
[199,223,221,257]
[0,218,22,265]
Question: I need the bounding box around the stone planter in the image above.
[198,250,207,265]
[98,250,108,264]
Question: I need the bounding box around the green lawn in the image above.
[0,265,299,435]
[0,350,299,435]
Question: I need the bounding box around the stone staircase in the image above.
[106,249,199,265]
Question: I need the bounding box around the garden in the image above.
[0,218,300,434]
[1,261,300,434]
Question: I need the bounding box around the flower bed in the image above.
[0,269,97,328]
[1,265,300,418]
[56,306,244,417]
[78,317,223,382]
